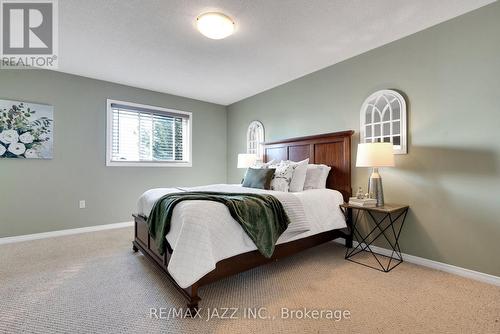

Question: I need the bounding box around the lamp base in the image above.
[368,168,384,207]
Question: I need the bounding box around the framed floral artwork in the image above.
[0,99,54,159]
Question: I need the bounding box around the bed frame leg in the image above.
[132,242,138,252]
[185,285,201,316]
[187,300,199,314]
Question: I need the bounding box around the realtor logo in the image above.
[1,0,58,68]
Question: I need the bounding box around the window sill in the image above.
[106,161,192,167]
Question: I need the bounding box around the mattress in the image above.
[136,184,346,288]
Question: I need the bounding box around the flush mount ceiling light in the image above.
[196,12,235,40]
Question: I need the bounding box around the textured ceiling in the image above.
[58,0,496,105]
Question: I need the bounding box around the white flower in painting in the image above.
[8,142,26,156]
[0,145,6,156]
[19,132,34,144]
[0,129,19,144]
[24,148,38,159]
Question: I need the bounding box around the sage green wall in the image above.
[0,70,227,237]
[1,3,499,277]
[227,3,500,276]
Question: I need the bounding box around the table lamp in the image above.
[237,153,257,182]
[356,143,395,207]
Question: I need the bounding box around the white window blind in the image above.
[106,100,192,167]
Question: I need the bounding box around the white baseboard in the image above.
[0,221,134,245]
[334,239,500,287]
[2,224,498,287]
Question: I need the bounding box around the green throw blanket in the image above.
[147,192,290,258]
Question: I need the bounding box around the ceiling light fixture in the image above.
[196,12,235,40]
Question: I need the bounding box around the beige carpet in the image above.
[0,227,498,334]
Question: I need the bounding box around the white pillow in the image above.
[287,158,309,192]
[320,165,331,187]
[260,159,276,168]
[303,164,331,190]
[268,161,295,192]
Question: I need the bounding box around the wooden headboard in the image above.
[264,130,354,202]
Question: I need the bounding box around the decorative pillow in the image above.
[242,168,275,190]
[287,158,309,192]
[260,159,276,168]
[268,161,295,192]
[319,165,331,186]
[303,164,331,190]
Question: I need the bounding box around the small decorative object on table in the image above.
[355,186,364,199]
[348,197,376,207]
[340,203,409,272]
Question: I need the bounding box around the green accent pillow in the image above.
[242,168,276,190]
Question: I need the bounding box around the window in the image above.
[246,120,265,161]
[106,99,192,167]
[360,90,407,154]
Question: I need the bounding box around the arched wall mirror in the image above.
[246,120,265,161]
[360,90,407,154]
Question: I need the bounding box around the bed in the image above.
[132,130,354,311]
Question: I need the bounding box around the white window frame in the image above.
[246,120,265,161]
[360,90,407,154]
[106,99,192,167]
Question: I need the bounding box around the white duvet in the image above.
[136,184,346,288]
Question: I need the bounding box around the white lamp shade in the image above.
[356,143,395,167]
[237,153,257,168]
